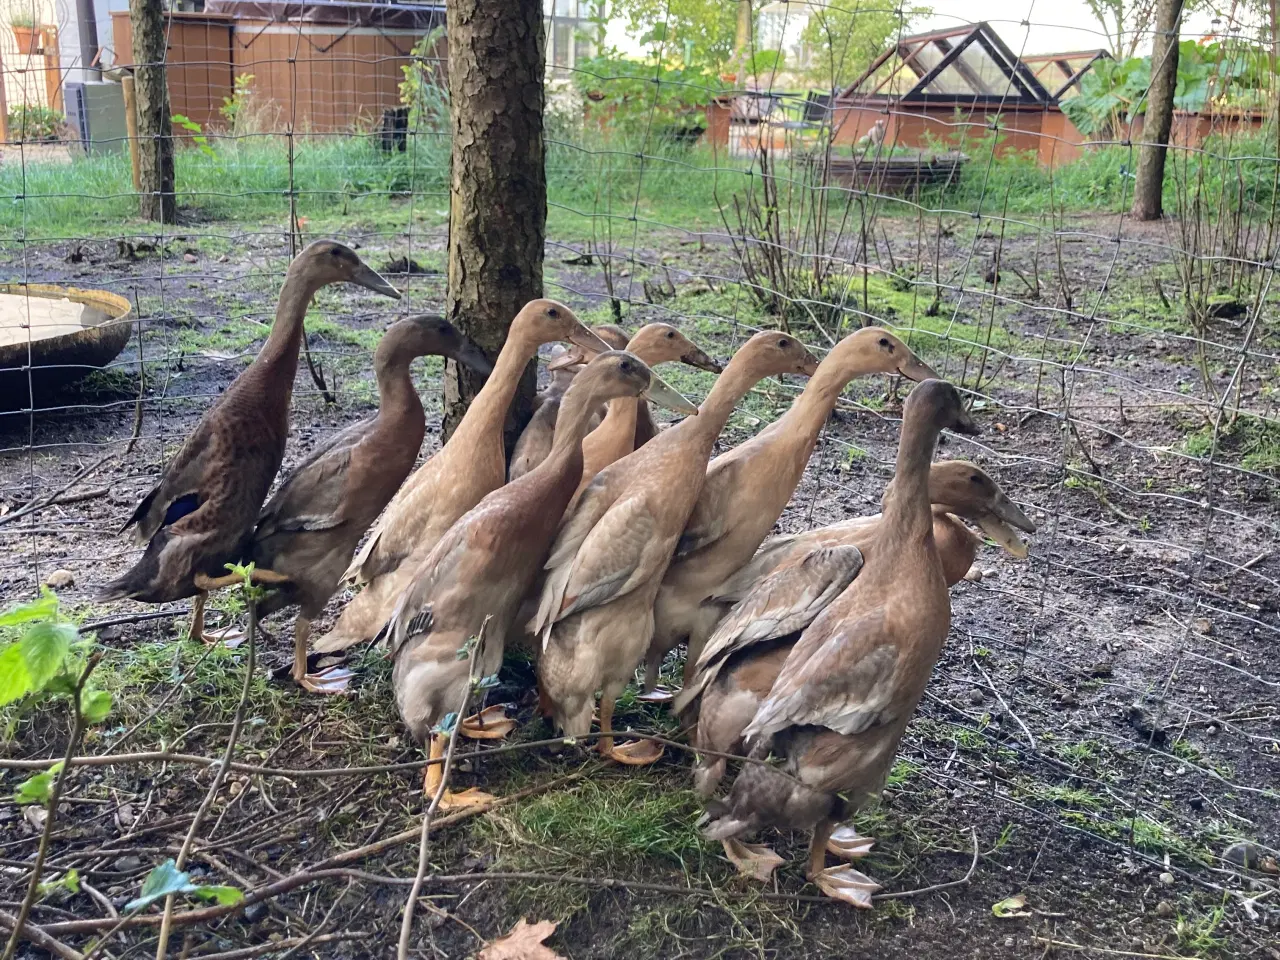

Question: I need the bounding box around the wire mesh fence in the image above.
[0,1,1277,957]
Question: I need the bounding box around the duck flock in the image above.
[98,239,1037,907]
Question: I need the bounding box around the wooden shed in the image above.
[832,22,1085,168]
[111,0,445,135]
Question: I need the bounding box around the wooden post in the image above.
[441,0,546,449]
[122,74,142,194]
[1131,0,1184,222]
[129,0,175,223]
[0,49,9,144]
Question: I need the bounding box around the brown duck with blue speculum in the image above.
[96,240,400,642]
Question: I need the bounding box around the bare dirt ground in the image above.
[0,212,1276,959]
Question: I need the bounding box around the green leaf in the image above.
[127,860,197,911]
[14,763,61,805]
[82,689,112,724]
[0,590,59,627]
[20,621,77,691]
[0,642,33,707]
[191,885,243,906]
[125,860,242,912]
[37,868,79,899]
[992,894,1031,918]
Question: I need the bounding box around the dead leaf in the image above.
[478,919,564,960]
[992,894,1031,918]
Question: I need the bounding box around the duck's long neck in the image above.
[259,270,315,369]
[769,357,862,449]
[530,379,603,513]
[686,359,767,444]
[450,330,536,445]
[881,411,940,543]
[373,354,426,434]
[934,508,981,585]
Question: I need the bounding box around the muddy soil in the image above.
[0,214,1276,959]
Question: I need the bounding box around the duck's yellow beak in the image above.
[975,493,1035,560]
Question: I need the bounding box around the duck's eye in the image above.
[778,338,790,349]
[329,247,342,257]
[547,307,559,318]
[970,474,982,483]
[620,361,633,373]
[665,330,675,339]
[879,337,892,349]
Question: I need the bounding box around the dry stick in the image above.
[0,732,798,783]
[1031,939,1203,960]
[177,932,368,960]
[154,597,258,960]
[37,775,581,936]
[0,909,85,960]
[0,655,100,960]
[0,452,115,528]
[970,658,1037,752]
[397,617,488,960]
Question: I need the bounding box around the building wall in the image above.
[110,10,446,135]
[834,100,1048,157]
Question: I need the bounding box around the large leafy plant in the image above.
[574,52,724,141]
[1062,40,1275,137]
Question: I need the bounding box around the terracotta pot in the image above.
[12,25,39,55]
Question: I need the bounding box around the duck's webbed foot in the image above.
[459,705,516,740]
[722,838,785,882]
[826,824,875,860]
[811,865,881,908]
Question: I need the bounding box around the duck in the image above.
[700,379,979,907]
[680,460,1035,818]
[312,302,696,654]
[531,330,819,766]
[566,323,721,505]
[507,328,625,481]
[643,327,937,700]
[509,323,667,480]
[97,240,401,641]
[247,316,493,693]
[386,351,681,809]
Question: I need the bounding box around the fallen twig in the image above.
[0,454,115,528]
[971,658,1038,752]
[0,910,86,960]
[0,731,794,782]
[1032,938,1206,960]
[1,655,100,960]
[154,598,257,960]
[34,774,581,936]
[177,931,369,960]
[398,617,487,960]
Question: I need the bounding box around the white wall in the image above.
[54,0,118,86]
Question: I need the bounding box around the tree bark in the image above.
[129,0,175,223]
[442,0,546,449]
[1131,0,1183,222]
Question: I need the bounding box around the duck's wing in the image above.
[343,454,445,583]
[678,545,863,713]
[383,526,473,660]
[533,494,658,645]
[672,459,744,560]
[742,611,902,747]
[708,532,808,604]
[255,426,367,538]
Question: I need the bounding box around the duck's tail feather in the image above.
[311,568,407,654]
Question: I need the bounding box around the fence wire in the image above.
[0,2,1277,958]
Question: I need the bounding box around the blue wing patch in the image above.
[162,494,200,526]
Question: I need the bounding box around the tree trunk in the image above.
[129,0,175,223]
[1131,0,1183,222]
[442,0,546,450]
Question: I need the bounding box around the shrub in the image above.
[7,105,63,142]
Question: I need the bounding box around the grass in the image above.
[1181,414,1280,475]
